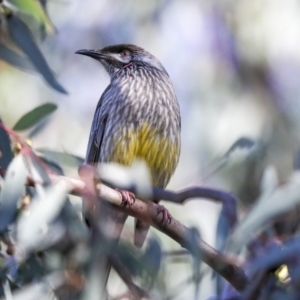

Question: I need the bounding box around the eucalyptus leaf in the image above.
[3,280,13,300]
[249,239,288,276]
[13,103,57,131]
[0,154,28,232]
[14,254,45,284]
[36,148,84,168]
[28,117,51,138]
[216,191,238,251]
[27,152,52,186]
[116,241,141,277]
[141,238,162,288]
[12,272,64,299]
[0,119,13,171]
[6,15,67,94]
[9,0,54,35]
[16,180,72,252]
[39,156,64,176]
[82,242,108,300]
[0,43,35,71]
[39,0,47,10]
[227,170,300,253]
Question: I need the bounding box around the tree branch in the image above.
[13,166,249,291]
[56,166,247,292]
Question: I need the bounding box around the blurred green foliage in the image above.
[13,103,57,131]
[0,0,67,93]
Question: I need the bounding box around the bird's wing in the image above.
[85,91,109,164]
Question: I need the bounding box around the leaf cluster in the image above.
[0,0,67,94]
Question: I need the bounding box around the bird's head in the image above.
[75,44,166,76]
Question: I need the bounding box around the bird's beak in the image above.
[75,49,108,60]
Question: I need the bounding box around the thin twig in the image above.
[162,250,190,257]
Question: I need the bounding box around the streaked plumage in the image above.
[76,44,181,246]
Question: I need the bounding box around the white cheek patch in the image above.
[140,56,166,72]
[111,53,131,63]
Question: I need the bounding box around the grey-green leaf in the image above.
[16,180,71,252]
[13,103,57,131]
[0,154,28,232]
[0,43,35,71]
[227,168,300,253]
[6,15,67,94]
[0,119,13,170]
[39,0,47,9]
[36,148,84,168]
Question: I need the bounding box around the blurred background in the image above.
[1,0,300,298]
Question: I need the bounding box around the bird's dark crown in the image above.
[100,44,146,55]
[76,44,167,76]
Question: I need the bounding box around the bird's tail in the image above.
[134,219,150,248]
[111,209,129,240]
[83,200,129,288]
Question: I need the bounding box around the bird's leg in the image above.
[117,189,136,207]
[156,204,172,227]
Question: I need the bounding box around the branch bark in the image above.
[47,168,249,292]
[4,163,248,292]
[98,184,248,291]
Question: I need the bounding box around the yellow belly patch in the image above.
[111,123,179,187]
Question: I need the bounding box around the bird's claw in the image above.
[156,204,171,227]
[117,189,136,207]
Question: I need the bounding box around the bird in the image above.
[76,44,181,248]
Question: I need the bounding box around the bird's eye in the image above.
[120,50,130,57]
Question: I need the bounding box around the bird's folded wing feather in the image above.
[85,94,108,164]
